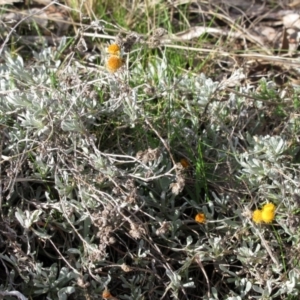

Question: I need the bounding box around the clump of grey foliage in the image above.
[1,37,300,300]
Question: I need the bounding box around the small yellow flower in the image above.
[195,213,206,224]
[180,158,190,169]
[107,44,121,56]
[252,203,276,224]
[261,209,275,223]
[262,202,275,213]
[261,203,276,223]
[106,55,124,73]
[252,209,263,224]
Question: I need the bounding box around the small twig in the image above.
[195,255,211,298]
[253,223,280,267]
[0,131,3,211]
[0,291,28,300]
[48,238,80,275]
[144,118,177,169]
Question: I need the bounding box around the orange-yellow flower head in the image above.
[106,55,124,73]
[195,213,206,224]
[252,209,263,224]
[102,287,113,299]
[180,158,190,169]
[107,44,121,56]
